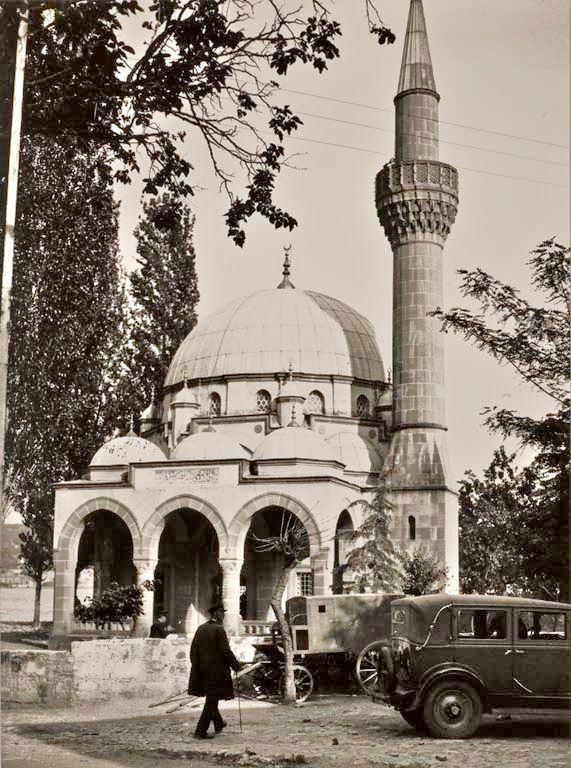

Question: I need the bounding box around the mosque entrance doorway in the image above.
[240,506,311,623]
[156,508,221,635]
[75,511,135,606]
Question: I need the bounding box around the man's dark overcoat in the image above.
[188,619,241,699]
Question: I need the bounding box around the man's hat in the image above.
[208,603,226,616]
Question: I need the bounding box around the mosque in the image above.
[50,0,460,646]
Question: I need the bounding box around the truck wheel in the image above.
[400,707,426,731]
[356,641,390,695]
[422,680,482,739]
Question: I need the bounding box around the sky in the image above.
[118,0,569,486]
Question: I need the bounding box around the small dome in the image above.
[326,432,383,473]
[171,431,250,461]
[141,400,160,422]
[253,427,337,463]
[377,388,392,407]
[90,435,166,466]
[277,378,306,400]
[171,384,199,407]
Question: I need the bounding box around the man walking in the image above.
[188,603,241,740]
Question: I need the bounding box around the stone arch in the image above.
[56,497,142,564]
[228,492,321,559]
[141,494,228,561]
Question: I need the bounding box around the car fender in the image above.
[411,664,487,711]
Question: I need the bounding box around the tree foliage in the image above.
[399,546,448,596]
[1,0,393,246]
[459,447,568,600]
[346,480,401,593]
[433,239,570,600]
[6,138,134,620]
[130,193,199,402]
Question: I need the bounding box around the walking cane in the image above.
[234,670,243,733]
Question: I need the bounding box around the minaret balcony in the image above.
[375,159,459,247]
[377,158,458,197]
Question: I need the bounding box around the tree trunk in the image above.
[33,577,42,628]
[270,564,296,704]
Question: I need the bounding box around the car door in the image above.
[452,606,513,699]
[512,608,571,698]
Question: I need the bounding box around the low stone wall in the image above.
[72,637,190,702]
[1,634,257,705]
[1,649,73,705]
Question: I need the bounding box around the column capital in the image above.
[133,558,157,580]
[218,557,243,574]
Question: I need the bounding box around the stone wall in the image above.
[1,650,73,705]
[1,635,257,706]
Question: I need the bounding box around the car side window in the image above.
[517,611,566,641]
[457,609,508,640]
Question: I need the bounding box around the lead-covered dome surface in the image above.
[326,432,383,473]
[165,289,385,386]
[90,436,166,466]
[253,427,338,463]
[171,431,250,461]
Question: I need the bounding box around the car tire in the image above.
[399,707,426,731]
[422,680,482,739]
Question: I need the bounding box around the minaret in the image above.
[376,0,459,590]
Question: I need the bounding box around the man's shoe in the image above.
[193,732,215,740]
[214,720,227,734]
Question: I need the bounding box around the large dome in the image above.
[165,288,385,386]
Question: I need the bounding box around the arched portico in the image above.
[223,493,327,634]
[52,498,141,641]
[228,492,321,558]
[141,494,228,560]
[139,495,229,636]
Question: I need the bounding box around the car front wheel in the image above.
[422,680,482,739]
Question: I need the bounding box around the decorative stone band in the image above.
[376,159,459,247]
[391,422,448,432]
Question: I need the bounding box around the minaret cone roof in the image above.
[397,0,437,95]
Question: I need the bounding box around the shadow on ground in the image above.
[3,699,570,768]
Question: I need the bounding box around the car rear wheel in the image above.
[400,707,426,731]
[355,641,392,695]
[422,680,482,739]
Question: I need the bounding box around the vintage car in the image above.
[373,593,571,739]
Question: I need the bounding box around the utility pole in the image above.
[0,4,29,507]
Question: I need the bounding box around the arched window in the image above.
[256,389,271,413]
[408,515,416,541]
[333,510,354,594]
[208,392,221,416]
[334,510,354,567]
[356,394,370,418]
[306,390,325,415]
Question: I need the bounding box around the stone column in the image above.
[50,548,76,646]
[133,558,157,638]
[310,549,332,596]
[219,557,242,636]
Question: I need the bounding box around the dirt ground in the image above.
[2,694,569,768]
